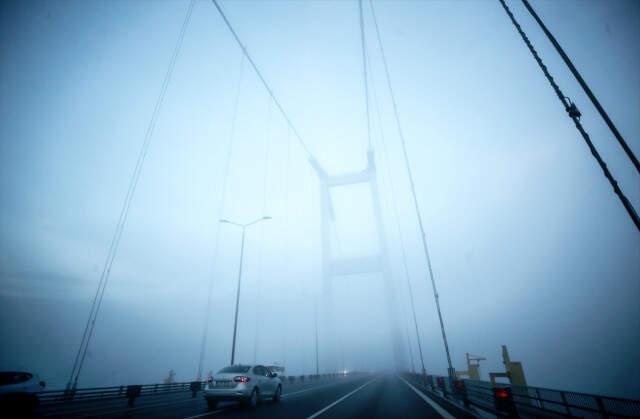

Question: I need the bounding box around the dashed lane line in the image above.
[305,377,378,419]
[182,377,365,419]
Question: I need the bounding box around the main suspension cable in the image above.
[68,0,196,390]
[211,0,315,160]
[521,0,639,174]
[498,0,639,232]
[369,0,456,377]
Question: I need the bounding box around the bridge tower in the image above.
[310,150,405,371]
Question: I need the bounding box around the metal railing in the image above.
[404,373,640,418]
[508,382,640,418]
[37,381,201,407]
[35,372,352,407]
[0,371,365,418]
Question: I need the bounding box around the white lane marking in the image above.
[282,379,358,398]
[305,377,378,419]
[181,378,358,419]
[397,375,455,419]
[182,407,225,419]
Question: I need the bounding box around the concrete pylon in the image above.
[310,150,405,371]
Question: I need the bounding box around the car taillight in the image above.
[234,376,250,383]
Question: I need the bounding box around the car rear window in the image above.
[217,366,250,373]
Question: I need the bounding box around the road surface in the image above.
[37,375,475,418]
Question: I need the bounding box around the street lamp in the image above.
[219,216,272,365]
[314,301,319,376]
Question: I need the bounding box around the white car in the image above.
[204,364,282,410]
[0,371,46,412]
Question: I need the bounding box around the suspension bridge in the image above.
[2,0,639,418]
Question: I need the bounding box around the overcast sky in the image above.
[1,0,639,398]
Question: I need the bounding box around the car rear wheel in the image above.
[206,399,218,410]
[272,385,282,403]
[246,388,259,407]
[0,393,38,416]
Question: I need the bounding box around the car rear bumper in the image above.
[203,388,251,401]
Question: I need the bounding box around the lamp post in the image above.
[220,216,272,365]
[314,301,319,376]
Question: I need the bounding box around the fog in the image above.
[1,0,639,400]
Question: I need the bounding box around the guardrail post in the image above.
[535,388,544,409]
[559,391,572,415]
[190,381,202,398]
[126,385,142,407]
[595,396,609,418]
[63,388,76,401]
[437,376,447,396]
[453,380,470,408]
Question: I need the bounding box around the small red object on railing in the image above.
[495,388,510,398]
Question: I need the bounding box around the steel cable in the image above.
[68,0,196,389]
[520,0,640,175]
[499,0,639,231]
[211,0,315,160]
[366,28,428,379]
[359,0,373,151]
[368,0,456,377]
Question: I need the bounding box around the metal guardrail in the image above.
[404,373,640,418]
[35,373,349,407]
[37,381,201,407]
[509,382,640,418]
[2,372,363,417]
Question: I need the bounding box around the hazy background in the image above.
[1,0,639,399]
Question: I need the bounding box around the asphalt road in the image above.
[36,375,475,419]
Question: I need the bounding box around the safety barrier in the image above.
[35,372,354,408]
[37,381,201,407]
[404,373,640,418]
